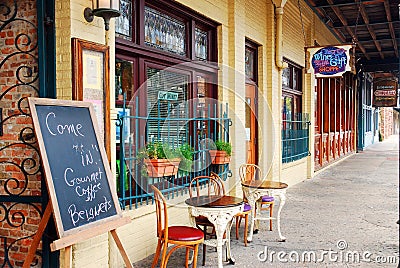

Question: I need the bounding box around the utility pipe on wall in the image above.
[273,0,288,70]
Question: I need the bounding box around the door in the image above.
[245,83,258,164]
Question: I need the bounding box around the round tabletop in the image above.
[241,180,288,189]
[185,195,243,208]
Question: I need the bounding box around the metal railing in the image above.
[282,113,310,163]
[116,96,231,209]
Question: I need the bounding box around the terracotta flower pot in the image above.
[208,150,231,164]
[143,158,181,177]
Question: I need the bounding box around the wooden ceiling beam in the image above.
[326,0,370,59]
[305,0,346,42]
[383,0,398,57]
[359,3,384,59]
[314,0,384,8]
[358,37,400,43]
[333,20,400,28]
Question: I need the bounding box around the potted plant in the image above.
[177,143,194,173]
[208,140,232,164]
[137,141,181,177]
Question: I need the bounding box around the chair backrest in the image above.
[210,171,222,182]
[189,175,225,198]
[210,172,226,194]
[151,185,168,240]
[239,164,262,183]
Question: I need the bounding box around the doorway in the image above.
[245,83,258,164]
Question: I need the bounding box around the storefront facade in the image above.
[357,72,379,150]
[1,0,361,266]
[314,73,357,170]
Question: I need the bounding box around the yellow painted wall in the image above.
[55,1,117,267]
[55,0,72,100]
[281,0,339,181]
[281,158,308,186]
[244,0,278,181]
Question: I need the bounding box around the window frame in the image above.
[245,42,258,83]
[282,58,303,122]
[116,0,219,65]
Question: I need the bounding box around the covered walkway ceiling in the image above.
[304,0,400,78]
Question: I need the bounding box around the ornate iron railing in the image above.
[282,113,310,163]
[0,1,45,267]
[117,96,231,209]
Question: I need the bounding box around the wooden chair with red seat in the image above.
[151,185,204,268]
[189,174,225,266]
[239,164,274,232]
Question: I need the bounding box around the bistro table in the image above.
[241,180,288,242]
[185,195,243,268]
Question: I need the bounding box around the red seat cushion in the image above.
[167,226,204,241]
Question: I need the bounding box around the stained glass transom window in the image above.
[245,47,254,79]
[144,6,186,56]
[116,0,133,40]
[282,67,290,87]
[282,60,302,92]
[195,28,208,60]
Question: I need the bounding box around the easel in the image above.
[26,98,134,268]
[22,203,133,268]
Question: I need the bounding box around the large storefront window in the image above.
[281,59,309,163]
[146,67,188,145]
[115,0,218,106]
[282,59,303,124]
[115,0,224,208]
[115,59,134,103]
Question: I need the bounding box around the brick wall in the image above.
[379,107,394,140]
[0,0,42,267]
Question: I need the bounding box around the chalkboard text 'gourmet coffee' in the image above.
[29,98,122,238]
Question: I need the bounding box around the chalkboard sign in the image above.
[28,98,123,239]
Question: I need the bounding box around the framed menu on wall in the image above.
[72,38,110,161]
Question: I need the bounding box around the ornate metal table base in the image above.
[242,187,287,242]
[188,205,243,268]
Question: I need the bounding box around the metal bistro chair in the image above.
[189,174,225,266]
[239,164,274,232]
[151,185,204,268]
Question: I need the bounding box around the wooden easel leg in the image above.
[110,229,133,268]
[64,246,72,268]
[22,204,52,268]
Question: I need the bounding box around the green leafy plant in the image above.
[137,141,178,160]
[177,143,194,172]
[213,140,232,156]
[136,141,194,177]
